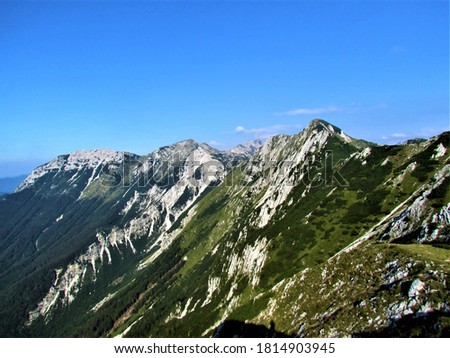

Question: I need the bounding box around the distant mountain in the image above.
[227,139,264,157]
[403,138,427,145]
[0,174,27,194]
[0,119,448,338]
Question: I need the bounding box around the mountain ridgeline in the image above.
[0,119,448,337]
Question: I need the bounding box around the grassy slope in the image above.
[254,241,449,337]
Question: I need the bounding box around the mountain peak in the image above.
[307,118,340,132]
[154,139,200,156]
[164,139,199,151]
[174,139,197,146]
[403,138,426,145]
[304,119,372,149]
[68,148,124,163]
[308,118,330,126]
[228,139,264,157]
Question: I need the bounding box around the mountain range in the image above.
[0,175,27,195]
[0,119,448,337]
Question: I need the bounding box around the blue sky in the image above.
[0,0,448,177]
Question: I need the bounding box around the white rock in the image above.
[432,143,447,159]
[408,279,425,298]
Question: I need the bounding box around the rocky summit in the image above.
[0,119,448,337]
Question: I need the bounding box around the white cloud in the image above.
[234,124,302,139]
[381,127,448,144]
[278,106,343,116]
[380,132,409,144]
[380,127,445,144]
[277,103,387,116]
